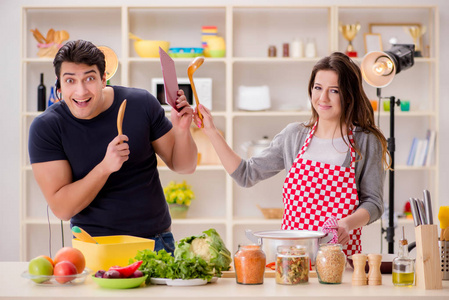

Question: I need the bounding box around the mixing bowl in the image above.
[133,40,170,58]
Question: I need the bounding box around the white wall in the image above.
[1,0,448,261]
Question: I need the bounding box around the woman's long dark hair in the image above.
[306,52,390,169]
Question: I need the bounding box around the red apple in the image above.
[54,261,77,284]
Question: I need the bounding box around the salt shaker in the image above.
[367,253,382,285]
[351,253,367,285]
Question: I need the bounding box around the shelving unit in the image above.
[20,4,439,261]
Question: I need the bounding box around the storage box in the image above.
[72,235,154,272]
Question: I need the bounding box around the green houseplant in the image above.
[163,181,195,218]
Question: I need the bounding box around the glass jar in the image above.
[275,245,309,285]
[234,244,266,285]
[315,244,346,284]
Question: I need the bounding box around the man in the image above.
[28,40,197,252]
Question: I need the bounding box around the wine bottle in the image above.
[37,73,46,111]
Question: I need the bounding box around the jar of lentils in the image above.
[234,244,266,285]
[315,244,346,284]
[275,245,309,285]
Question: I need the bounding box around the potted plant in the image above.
[163,181,195,218]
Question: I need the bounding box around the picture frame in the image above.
[369,23,422,53]
[364,33,383,54]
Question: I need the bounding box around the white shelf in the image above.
[20,4,439,260]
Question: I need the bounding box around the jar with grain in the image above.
[275,245,309,285]
[315,244,346,284]
[234,244,266,285]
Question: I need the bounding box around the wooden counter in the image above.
[1,262,448,299]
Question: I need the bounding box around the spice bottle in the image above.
[392,227,414,286]
[275,245,309,285]
[316,244,346,284]
[268,45,277,57]
[234,244,266,285]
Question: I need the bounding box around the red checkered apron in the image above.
[281,122,362,256]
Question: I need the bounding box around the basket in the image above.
[257,204,284,219]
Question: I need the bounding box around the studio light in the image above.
[361,44,415,88]
[361,44,415,254]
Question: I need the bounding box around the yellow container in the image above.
[72,235,154,272]
[133,40,170,58]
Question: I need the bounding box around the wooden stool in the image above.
[367,253,382,285]
[351,253,367,286]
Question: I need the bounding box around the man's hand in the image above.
[170,89,194,130]
[101,135,130,173]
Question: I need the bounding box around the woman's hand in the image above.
[336,221,350,246]
[170,89,194,130]
[194,104,217,133]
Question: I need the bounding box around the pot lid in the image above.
[252,230,325,240]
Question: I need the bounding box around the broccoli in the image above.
[174,228,232,276]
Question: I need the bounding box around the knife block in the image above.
[414,225,442,289]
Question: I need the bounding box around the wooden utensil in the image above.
[72,226,98,244]
[59,30,70,44]
[46,28,55,44]
[187,57,205,126]
[117,99,127,143]
[128,32,142,41]
[30,28,46,44]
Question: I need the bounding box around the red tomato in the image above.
[109,260,143,278]
[54,261,78,284]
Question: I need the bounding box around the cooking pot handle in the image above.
[319,232,335,244]
[245,229,262,245]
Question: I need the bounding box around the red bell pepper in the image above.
[109,260,143,278]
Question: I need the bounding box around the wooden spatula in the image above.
[117,99,127,143]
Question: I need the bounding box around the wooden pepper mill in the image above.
[367,253,382,285]
[351,253,367,285]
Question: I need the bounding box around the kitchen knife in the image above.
[416,198,427,225]
[409,198,421,227]
[422,189,433,225]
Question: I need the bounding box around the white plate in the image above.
[208,277,218,283]
[165,278,207,286]
[150,278,168,285]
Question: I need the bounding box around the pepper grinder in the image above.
[367,253,382,285]
[351,253,367,285]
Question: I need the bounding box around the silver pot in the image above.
[245,229,333,266]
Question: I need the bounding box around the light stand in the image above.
[361,44,415,254]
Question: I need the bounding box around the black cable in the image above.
[61,220,65,247]
[46,205,52,257]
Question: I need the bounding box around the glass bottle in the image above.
[392,227,415,286]
[275,245,309,285]
[315,244,346,284]
[47,86,58,107]
[234,244,266,285]
[37,73,46,111]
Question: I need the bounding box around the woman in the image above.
[194,52,390,256]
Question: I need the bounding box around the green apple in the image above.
[28,256,53,283]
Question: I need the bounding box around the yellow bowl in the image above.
[72,235,154,272]
[133,40,170,58]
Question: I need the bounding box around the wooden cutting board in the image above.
[190,126,222,165]
[221,267,317,278]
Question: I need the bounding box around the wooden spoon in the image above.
[128,32,142,41]
[59,30,70,44]
[187,57,205,126]
[46,28,55,44]
[117,99,127,143]
[30,29,46,44]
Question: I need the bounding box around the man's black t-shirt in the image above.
[28,86,173,237]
